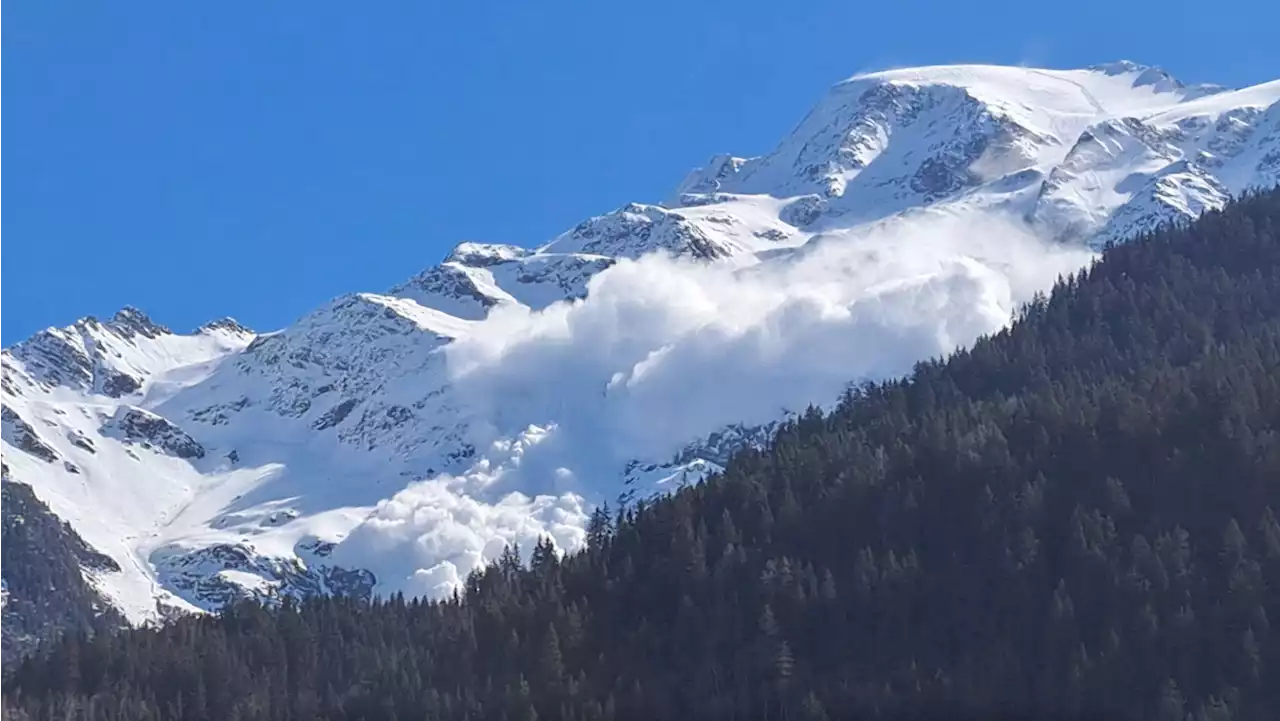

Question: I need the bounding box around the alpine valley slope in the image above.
[4,61,1279,630]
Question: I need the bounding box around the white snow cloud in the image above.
[332,426,590,598]
[445,212,1094,491]
[334,478,588,598]
[335,211,1095,598]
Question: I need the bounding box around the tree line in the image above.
[5,188,1280,720]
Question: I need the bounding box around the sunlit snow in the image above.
[4,61,1278,621]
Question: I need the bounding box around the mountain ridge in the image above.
[10,185,1280,721]
[3,60,1279,636]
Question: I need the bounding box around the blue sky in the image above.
[5,0,1278,344]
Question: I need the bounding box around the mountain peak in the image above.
[542,203,734,260]
[3,61,1277,635]
[1086,60,1230,98]
[108,306,170,340]
[1088,59,1163,77]
[197,317,254,336]
[443,242,530,267]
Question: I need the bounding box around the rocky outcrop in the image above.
[545,203,734,260]
[102,407,205,459]
[390,264,506,320]
[1,407,58,464]
[443,242,531,267]
[1,62,1276,636]
[312,398,359,431]
[5,308,164,398]
[198,317,254,335]
[780,195,829,228]
[101,368,143,398]
[6,325,100,393]
[106,306,171,340]
[153,542,375,610]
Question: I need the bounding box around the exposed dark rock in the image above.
[393,265,500,317]
[676,153,744,195]
[5,307,171,398]
[753,228,790,242]
[781,194,829,227]
[156,542,375,610]
[1,407,58,464]
[385,405,413,425]
[198,317,253,335]
[312,398,358,430]
[673,192,737,207]
[443,242,530,267]
[189,397,251,426]
[908,134,989,200]
[8,329,95,391]
[100,368,142,398]
[67,430,96,454]
[563,205,733,260]
[106,306,170,340]
[103,407,205,459]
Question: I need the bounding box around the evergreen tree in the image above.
[7,188,1280,721]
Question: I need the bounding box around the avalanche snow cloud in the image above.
[335,214,1095,597]
[9,61,1277,619]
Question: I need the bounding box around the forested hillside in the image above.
[6,188,1280,720]
[1,476,124,665]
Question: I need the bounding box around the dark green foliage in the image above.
[1,478,125,665]
[6,188,1280,719]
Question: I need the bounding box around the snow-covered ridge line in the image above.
[3,61,1277,628]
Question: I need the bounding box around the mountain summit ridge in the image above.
[4,61,1279,634]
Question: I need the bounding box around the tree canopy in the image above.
[6,188,1280,720]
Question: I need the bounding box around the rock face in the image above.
[675,65,1278,243]
[2,406,59,463]
[103,407,206,459]
[3,308,175,399]
[544,203,737,260]
[2,62,1277,636]
[153,542,374,610]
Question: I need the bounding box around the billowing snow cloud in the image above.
[332,426,589,598]
[334,478,589,598]
[445,212,1094,490]
[333,212,1096,598]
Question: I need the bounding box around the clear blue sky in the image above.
[5,1,1278,344]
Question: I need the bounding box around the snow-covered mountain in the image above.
[4,61,1278,631]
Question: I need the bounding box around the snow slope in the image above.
[4,61,1278,625]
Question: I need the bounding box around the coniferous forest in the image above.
[5,189,1280,720]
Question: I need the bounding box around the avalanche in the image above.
[4,61,1278,625]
